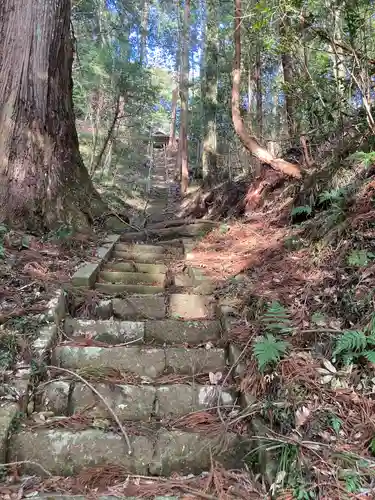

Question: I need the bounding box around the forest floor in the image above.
[1,152,375,498]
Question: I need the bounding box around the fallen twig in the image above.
[45,365,132,454]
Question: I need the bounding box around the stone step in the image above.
[64,317,220,345]
[95,283,165,294]
[103,261,167,274]
[41,381,236,420]
[64,318,144,345]
[10,427,242,476]
[99,270,166,286]
[169,293,217,319]
[115,243,175,255]
[118,222,215,241]
[54,345,226,377]
[113,250,172,263]
[112,296,166,319]
[145,319,221,344]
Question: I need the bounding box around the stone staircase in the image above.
[2,150,248,497]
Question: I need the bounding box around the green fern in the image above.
[318,187,347,204]
[333,330,367,357]
[348,151,375,168]
[253,334,290,371]
[363,351,375,364]
[347,249,375,268]
[262,301,294,335]
[291,205,312,217]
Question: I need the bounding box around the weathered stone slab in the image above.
[33,324,58,359]
[228,344,246,378]
[64,318,144,344]
[39,380,71,415]
[32,496,178,500]
[113,296,166,320]
[104,262,167,274]
[54,346,166,378]
[39,289,66,324]
[156,385,235,418]
[99,270,166,285]
[72,262,99,288]
[94,299,113,319]
[113,250,170,263]
[150,429,241,475]
[165,348,226,374]
[71,383,155,421]
[169,294,216,320]
[9,429,153,475]
[0,403,18,461]
[96,283,165,295]
[173,273,195,288]
[115,243,170,255]
[145,319,220,344]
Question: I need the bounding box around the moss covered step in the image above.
[41,381,236,420]
[103,261,167,274]
[118,222,216,241]
[64,318,144,344]
[99,270,166,286]
[112,250,170,264]
[145,319,221,344]
[112,296,166,319]
[95,282,165,294]
[9,427,244,477]
[115,242,182,256]
[54,345,226,376]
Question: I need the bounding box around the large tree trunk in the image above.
[178,0,190,194]
[0,0,104,232]
[232,0,302,179]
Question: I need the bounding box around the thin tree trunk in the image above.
[92,94,121,176]
[280,16,297,142]
[168,86,179,150]
[231,0,302,179]
[0,0,104,231]
[140,0,150,65]
[178,0,190,194]
[202,0,218,182]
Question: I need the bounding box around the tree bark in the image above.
[0,0,104,231]
[231,0,302,179]
[178,0,190,194]
[139,0,150,65]
[201,0,219,182]
[168,86,179,150]
[280,16,298,141]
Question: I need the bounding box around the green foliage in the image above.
[0,224,8,259]
[261,301,294,335]
[344,473,362,494]
[253,334,290,371]
[349,151,375,168]
[347,249,375,267]
[291,205,312,217]
[333,316,375,364]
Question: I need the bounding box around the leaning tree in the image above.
[0,0,104,231]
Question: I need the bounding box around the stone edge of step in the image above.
[72,234,121,288]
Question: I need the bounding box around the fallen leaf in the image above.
[295,406,310,429]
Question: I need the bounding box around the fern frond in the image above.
[363,351,375,364]
[262,301,294,334]
[253,334,290,371]
[333,330,367,357]
[291,205,312,217]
